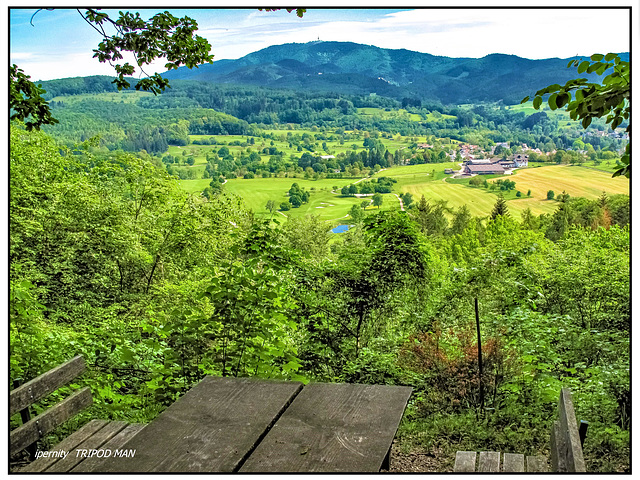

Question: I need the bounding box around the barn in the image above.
[465,163,505,175]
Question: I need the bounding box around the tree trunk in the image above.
[475,297,484,413]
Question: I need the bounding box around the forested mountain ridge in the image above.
[161,41,628,104]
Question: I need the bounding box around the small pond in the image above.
[331,224,353,233]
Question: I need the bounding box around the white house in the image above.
[513,154,529,167]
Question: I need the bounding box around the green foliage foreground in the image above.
[10,125,629,471]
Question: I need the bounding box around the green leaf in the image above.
[556,93,569,109]
[548,93,558,110]
[590,53,604,61]
[120,346,135,362]
[577,61,590,74]
[532,96,542,109]
[604,53,617,61]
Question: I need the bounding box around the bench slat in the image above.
[45,421,129,472]
[239,383,413,472]
[10,387,93,456]
[503,453,524,472]
[550,420,567,472]
[478,451,500,472]
[10,356,86,416]
[526,455,549,472]
[454,451,477,472]
[19,419,109,472]
[94,376,303,472]
[558,388,586,472]
[71,423,145,472]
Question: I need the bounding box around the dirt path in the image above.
[394,194,405,211]
[382,444,450,473]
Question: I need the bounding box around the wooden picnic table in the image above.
[72,376,412,473]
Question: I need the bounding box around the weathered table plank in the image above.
[478,451,500,472]
[45,421,129,472]
[454,451,477,472]
[239,382,412,472]
[503,453,525,472]
[71,423,145,472]
[95,376,302,472]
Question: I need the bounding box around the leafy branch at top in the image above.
[79,9,214,95]
[258,8,306,18]
[9,65,59,131]
[10,8,306,131]
[10,8,215,130]
[522,53,630,178]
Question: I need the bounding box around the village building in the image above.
[525,147,544,155]
[463,159,492,165]
[497,158,515,168]
[462,153,526,174]
[464,163,505,175]
[458,143,481,159]
[513,153,529,167]
[490,142,510,154]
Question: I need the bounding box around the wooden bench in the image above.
[10,355,143,473]
[454,388,586,472]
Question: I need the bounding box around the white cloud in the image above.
[15,51,169,82]
[10,52,35,61]
[8,6,632,80]
[195,8,629,62]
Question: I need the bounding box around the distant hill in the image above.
[161,41,627,105]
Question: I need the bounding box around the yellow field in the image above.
[494,165,629,198]
[375,163,628,219]
[179,156,628,222]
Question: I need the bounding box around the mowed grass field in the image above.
[357,107,423,122]
[180,176,401,222]
[50,91,154,105]
[372,162,524,217]
[372,163,628,219]
[493,165,629,199]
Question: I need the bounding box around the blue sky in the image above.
[9,7,632,82]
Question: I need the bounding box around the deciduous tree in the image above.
[372,193,383,209]
[523,53,629,178]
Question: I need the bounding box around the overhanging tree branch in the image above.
[10,8,306,131]
[522,53,630,178]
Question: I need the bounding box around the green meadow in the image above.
[180,175,401,222]
[50,91,154,104]
[175,126,628,223]
[371,162,627,219]
[180,158,628,223]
